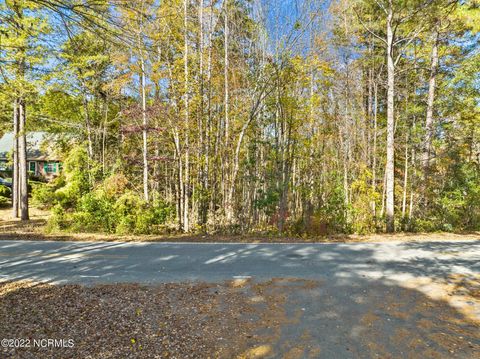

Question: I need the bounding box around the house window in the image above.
[44,162,56,173]
[29,161,37,173]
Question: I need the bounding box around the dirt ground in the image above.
[0,278,322,359]
[1,277,479,358]
[1,206,479,244]
[0,280,268,358]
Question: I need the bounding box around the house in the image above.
[0,132,62,181]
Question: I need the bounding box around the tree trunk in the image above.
[183,0,190,232]
[371,81,378,218]
[12,99,19,218]
[409,145,416,220]
[385,2,395,233]
[422,28,439,200]
[206,0,214,222]
[140,57,149,202]
[102,97,108,174]
[402,132,409,219]
[18,99,29,221]
[402,75,410,224]
[198,0,208,226]
[226,113,254,225]
[380,168,387,218]
[224,0,232,224]
[224,0,229,143]
[174,131,184,231]
[83,95,94,160]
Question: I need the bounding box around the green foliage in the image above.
[113,191,145,234]
[0,184,9,207]
[49,190,175,235]
[111,193,174,234]
[44,146,175,234]
[288,174,351,236]
[316,183,349,234]
[0,185,11,198]
[0,196,9,207]
[55,146,94,208]
[2,0,478,237]
[45,204,66,232]
[254,188,279,217]
[349,168,380,234]
[408,162,480,232]
[32,183,56,209]
[437,162,480,231]
[74,191,116,232]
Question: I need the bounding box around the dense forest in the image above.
[0,0,479,235]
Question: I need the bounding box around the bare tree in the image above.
[422,26,439,199]
[385,0,395,232]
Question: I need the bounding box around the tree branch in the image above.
[353,8,387,45]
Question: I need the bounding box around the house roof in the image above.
[0,132,59,161]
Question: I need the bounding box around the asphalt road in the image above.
[0,239,479,284]
[1,239,480,358]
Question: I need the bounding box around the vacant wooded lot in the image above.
[0,0,479,237]
[0,0,479,358]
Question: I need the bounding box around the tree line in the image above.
[0,0,479,235]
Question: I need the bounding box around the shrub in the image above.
[46,204,68,232]
[149,199,175,226]
[431,162,480,231]
[103,173,129,198]
[349,168,379,234]
[113,191,144,234]
[47,186,175,235]
[69,211,99,233]
[43,145,176,235]
[0,185,11,198]
[76,191,115,232]
[31,183,56,208]
[113,193,174,235]
[55,146,95,208]
[0,196,8,207]
[141,200,175,234]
